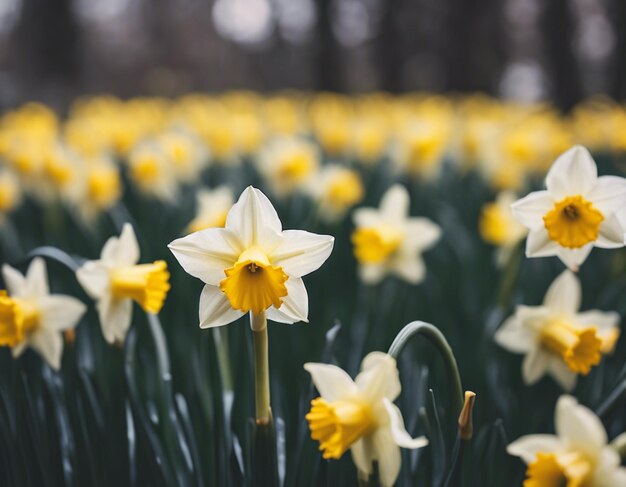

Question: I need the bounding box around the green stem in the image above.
[212,327,233,392]
[496,242,523,308]
[388,321,464,416]
[250,311,271,424]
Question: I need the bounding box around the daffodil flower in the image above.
[305,352,428,487]
[0,258,86,370]
[307,164,364,223]
[351,184,441,285]
[511,145,626,270]
[479,191,527,267]
[168,186,334,327]
[495,270,619,390]
[76,223,170,344]
[186,185,233,233]
[508,395,626,486]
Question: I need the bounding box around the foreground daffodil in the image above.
[511,145,626,270]
[351,185,441,284]
[1,258,85,369]
[495,270,619,390]
[508,395,626,486]
[76,223,171,344]
[305,352,428,487]
[168,186,334,327]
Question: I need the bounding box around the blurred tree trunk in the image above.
[376,0,402,92]
[540,0,583,111]
[316,0,342,91]
[608,0,626,100]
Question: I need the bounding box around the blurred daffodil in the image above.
[157,131,207,183]
[187,185,234,233]
[495,270,619,390]
[76,224,170,344]
[351,185,441,284]
[168,186,334,327]
[512,145,626,270]
[305,352,428,487]
[1,258,85,369]
[128,143,179,202]
[0,169,21,222]
[308,164,364,223]
[508,395,626,486]
[479,191,527,267]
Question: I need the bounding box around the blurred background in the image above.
[0,0,625,110]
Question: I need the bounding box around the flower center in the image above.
[110,261,170,314]
[279,152,314,182]
[540,320,602,374]
[327,172,363,208]
[543,195,604,249]
[88,166,120,207]
[352,227,402,264]
[0,291,40,346]
[524,451,591,487]
[479,202,513,245]
[131,156,161,185]
[306,397,375,460]
[219,248,288,315]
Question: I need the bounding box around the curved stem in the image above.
[388,321,464,416]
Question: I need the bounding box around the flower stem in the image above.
[388,321,464,416]
[250,311,271,424]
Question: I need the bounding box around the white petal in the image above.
[24,257,49,298]
[547,358,577,391]
[370,427,402,487]
[576,310,620,334]
[522,349,549,385]
[198,284,243,328]
[303,362,357,401]
[355,352,401,402]
[494,315,537,353]
[266,277,308,323]
[2,264,25,296]
[556,244,594,271]
[507,434,561,463]
[546,146,597,199]
[350,438,374,481]
[76,262,111,299]
[383,398,429,449]
[525,228,560,258]
[403,218,441,251]
[596,214,625,249]
[543,270,580,314]
[555,395,607,457]
[358,263,387,284]
[586,175,626,215]
[38,295,86,331]
[168,228,239,285]
[353,208,382,228]
[511,191,554,230]
[104,223,140,267]
[97,295,133,344]
[380,185,410,221]
[390,255,425,285]
[225,186,283,249]
[270,230,334,278]
[29,328,63,370]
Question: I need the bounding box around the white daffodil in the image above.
[511,145,626,270]
[168,186,334,328]
[495,270,619,391]
[479,191,528,267]
[0,258,86,370]
[508,395,626,486]
[307,164,364,223]
[351,185,441,285]
[186,185,234,233]
[76,223,170,344]
[305,352,428,487]
[128,143,179,202]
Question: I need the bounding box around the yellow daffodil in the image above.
[351,185,441,284]
[391,119,449,180]
[157,131,207,183]
[0,169,21,222]
[508,395,626,486]
[495,270,619,390]
[305,352,428,487]
[511,145,626,270]
[187,185,234,233]
[1,258,85,369]
[168,186,334,327]
[76,224,170,344]
[307,165,364,223]
[479,191,528,267]
[128,143,179,202]
[256,137,320,198]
